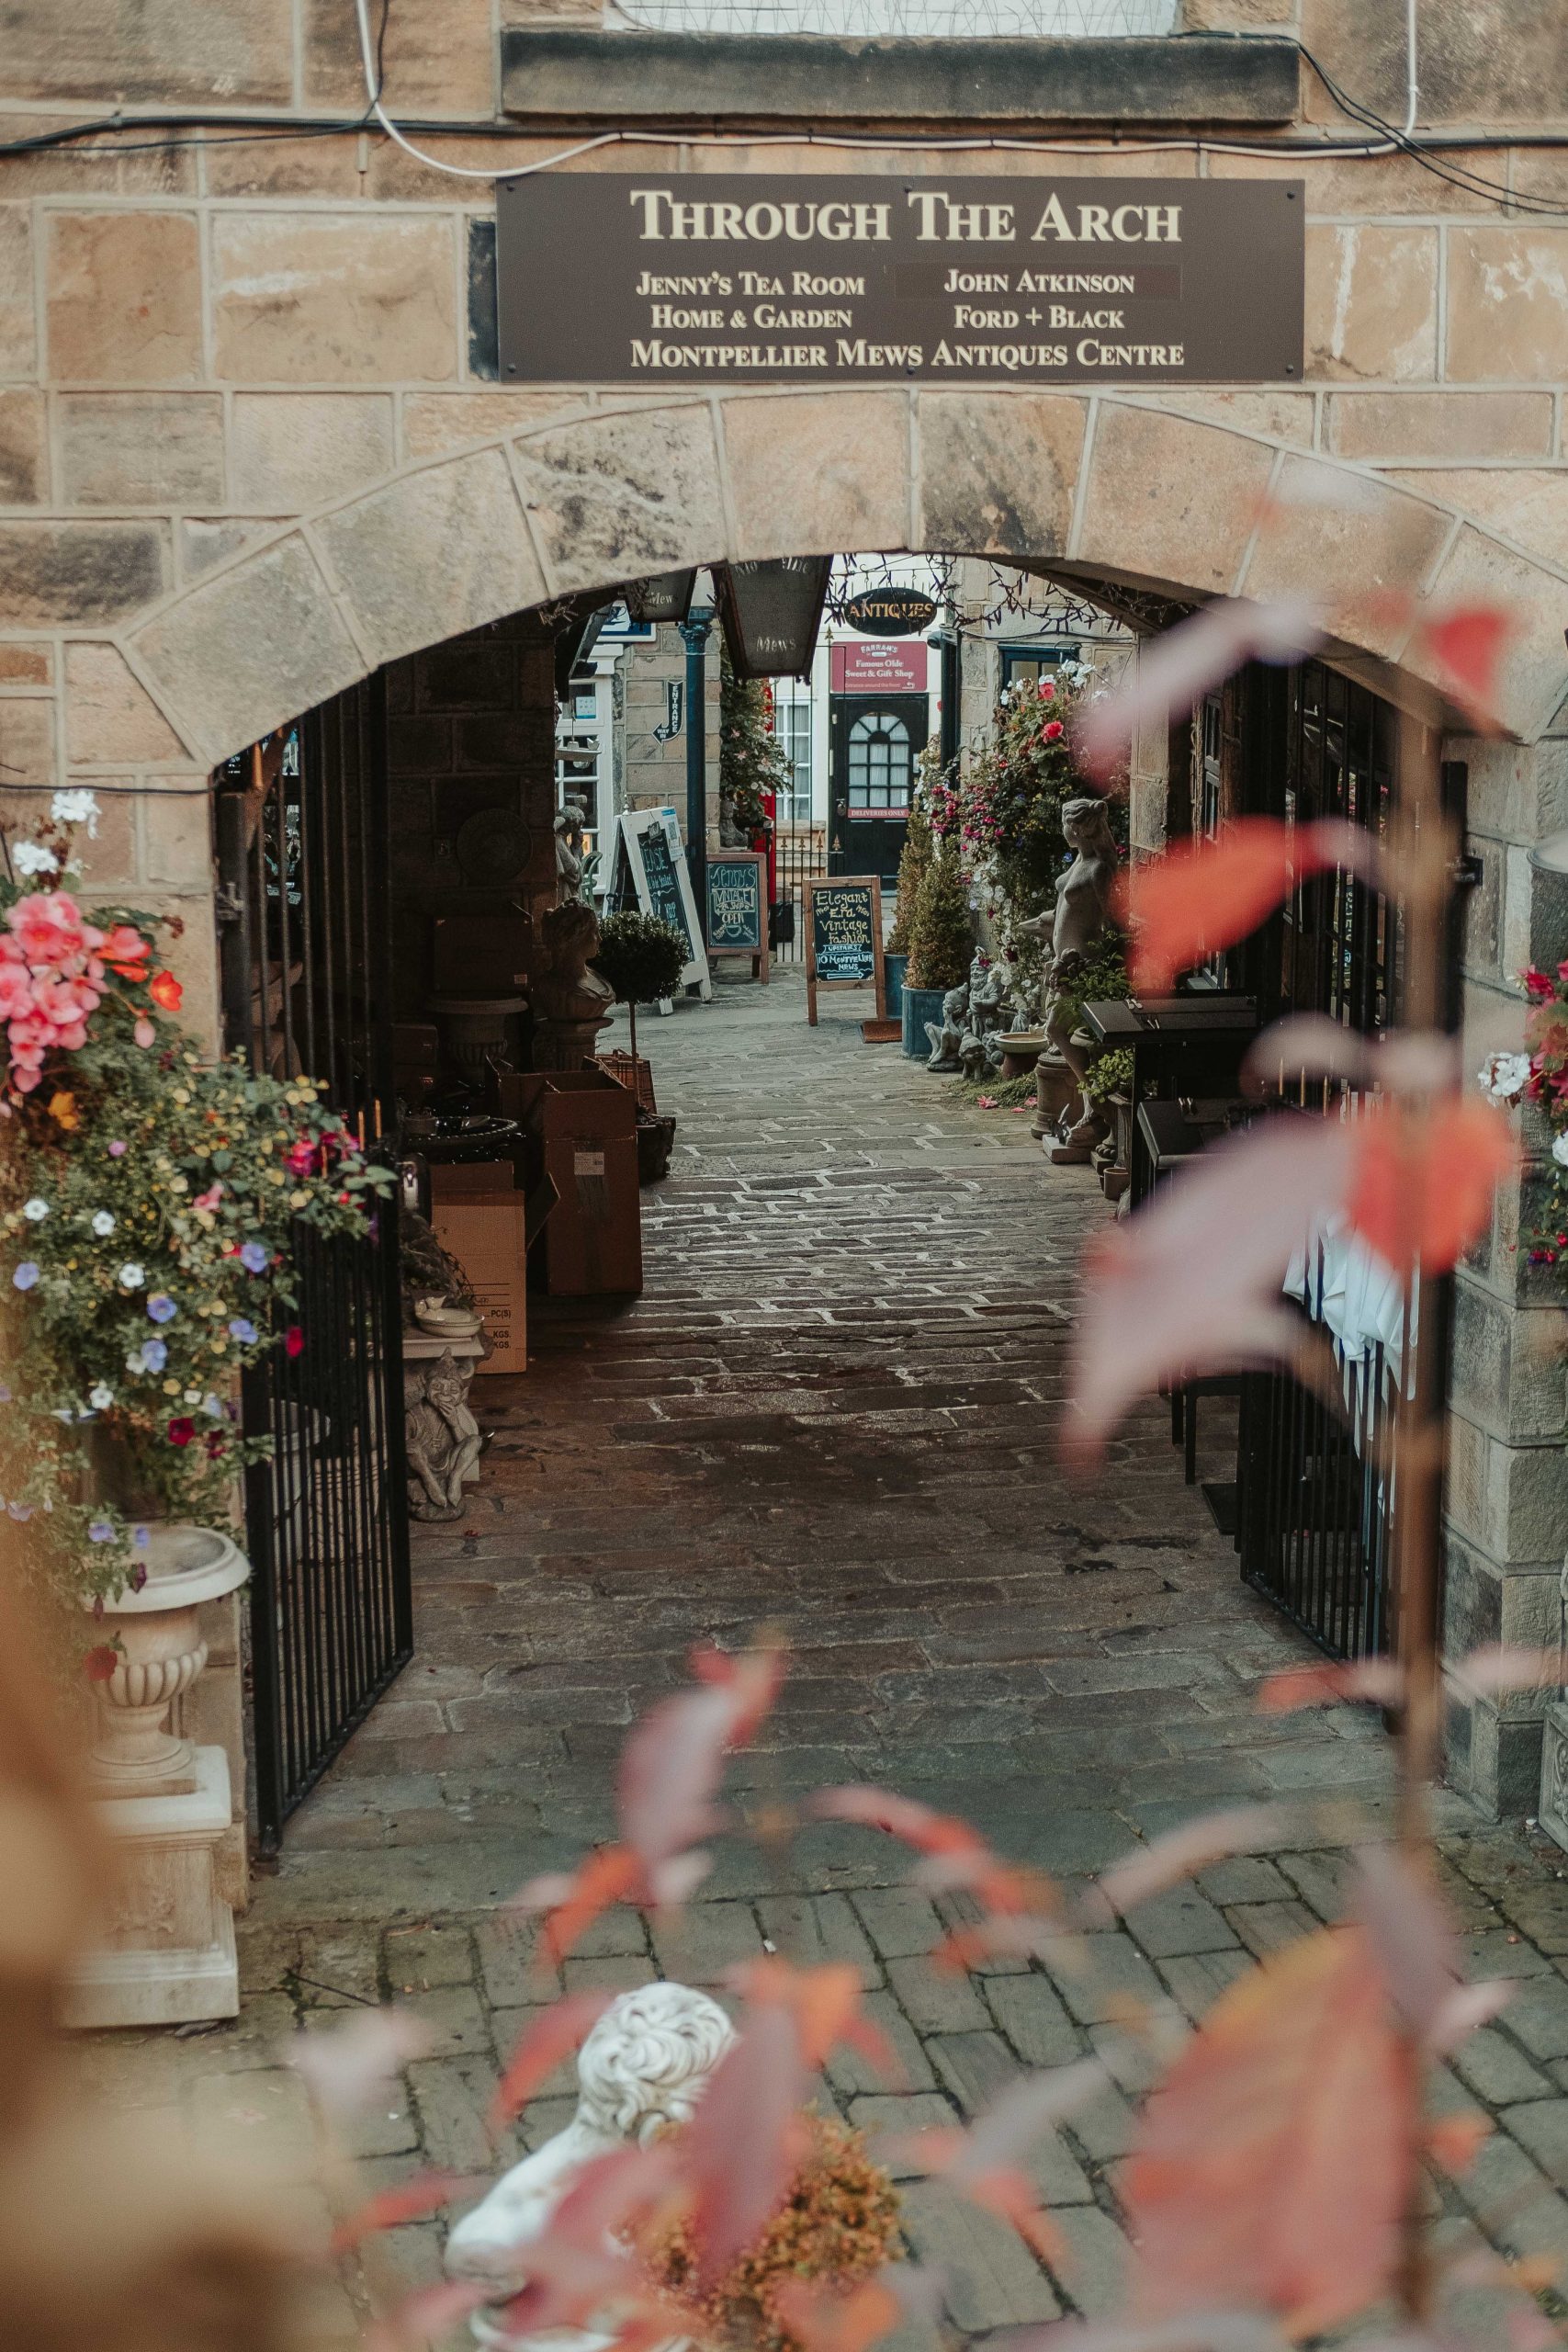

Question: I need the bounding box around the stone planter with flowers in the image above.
[0,793,392,2021]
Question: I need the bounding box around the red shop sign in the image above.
[830,639,929,694]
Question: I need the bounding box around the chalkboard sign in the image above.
[806,876,886,1026]
[603,808,712,1006]
[705,849,770,983]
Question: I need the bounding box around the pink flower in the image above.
[0,967,32,1022]
[133,1018,155,1048]
[7,890,86,971]
[193,1182,223,1212]
[1037,680,1055,700]
[1043,719,1065,743]
[285,1138,317,1177]
[1524,968,1555,1001]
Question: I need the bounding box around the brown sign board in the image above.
[497,175,1303,389]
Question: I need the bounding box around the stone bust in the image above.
[445,1983,737,2349]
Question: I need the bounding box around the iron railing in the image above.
[215,678,412,1850]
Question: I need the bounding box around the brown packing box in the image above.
[498,1069,643,1296]
[429,1158,518,1197]
[429,1190,528,1374]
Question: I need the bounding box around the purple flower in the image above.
[131,1525,150,1549]
[6,1500,32,1522]
[129,1561,147,1592]
[87,1520,114,1544]
[239,1240,269,1273]
[146,1293,176,1324]
[228,1317,256,1344]
[141,1338,167,1374]
[107,1140,127,1157]
[12,1262,39,1292]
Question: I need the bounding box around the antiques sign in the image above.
[497,175,1303,388]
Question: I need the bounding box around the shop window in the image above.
[772,694,814,820]
[999,644,1079,694]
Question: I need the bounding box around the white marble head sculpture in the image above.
[446,1982,737,2345]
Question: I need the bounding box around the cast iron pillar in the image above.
[678,605,713,913]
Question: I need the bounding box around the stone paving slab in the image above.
[85,967,1568,2343]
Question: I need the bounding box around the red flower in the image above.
[285,1326,304,1358]
[149,969,183,1012]
[1524,968,1555,1002]
[84,1645,118,1684]
[167,1417,196,1447]
[205,1434,226,1459]
[1043,719,1065,742]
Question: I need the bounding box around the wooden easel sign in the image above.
[705,849,770,984]
[605,807,713,1009]
[806,876,886,1028]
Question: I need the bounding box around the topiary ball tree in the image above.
[592,910,690,1072]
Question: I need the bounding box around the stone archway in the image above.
[102,387,1568,770]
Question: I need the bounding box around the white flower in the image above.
[12,842,58,876]
[91,1210,116,1237]
[1478,1051,1532,1105]
[117,1261,144,1289]
[1553,1133,1568,1169]
[21,1197,49,1222]
[51,787,100,838]
[87,1384,113,1410]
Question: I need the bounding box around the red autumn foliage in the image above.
[489,1990,615,2130]
[1115,817,1381,994]
[82,1644,118,1683]
[1416,603,1514,728]
[1258,1658,1406,1714]
[1123,1927,1416,2335]
[1347,1097,1517,1272]
[330,2172,463,2254]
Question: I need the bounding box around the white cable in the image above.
[349,0,1406,181]
[1403,0,1420,141]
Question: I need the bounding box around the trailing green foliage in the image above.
[719,654,788,842]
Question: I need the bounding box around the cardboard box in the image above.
[429,1157,518,1198]
[429,1192,528,1373]
[498,1069,642,1296]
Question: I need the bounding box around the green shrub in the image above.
[905,844,973,991]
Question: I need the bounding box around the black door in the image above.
[829,693,925,882]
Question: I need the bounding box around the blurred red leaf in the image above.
[83,1645,118,1684]
[1117,818,1379,994]
[1427,2112,1491,2175]
[290,2006,436,2120]
[686,1997,807,2285]
[1351,1847,1461,2043]
[690,1637,787,1744]
[731,1955,883,2074]
[1450,1645,1568,1699]
[1074,600,1324,786]
[489,1989,615,2130]
[1066,1118,1359,1465]
[331,2171,463,2252]
[1417,604,1514,729]
[772,2277,905,2352]
[1347,1098,1516,1272]
[1258,1660,1404,1715]
[516,1842,642,1964]
[1123,1926,1415,2336]
[364,2279,491,2352]
[808,1784,987,1862]
[1082,1805,1285,1925]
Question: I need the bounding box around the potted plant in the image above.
[0,794,392,1713]
[592,910,690,1182]
[719,655,786,848]
[901,841,974,1058]
[884,744,938,1018]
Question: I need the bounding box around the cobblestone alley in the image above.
[91,969,1568,2339]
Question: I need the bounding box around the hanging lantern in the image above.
[622,570,698,627]
[714,558,832,681]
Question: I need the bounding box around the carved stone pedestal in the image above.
[67,1524,250,2029]
[65,1747,242,2028]
[1538,1699,1568,1852]
[1031,1049,1082,1139]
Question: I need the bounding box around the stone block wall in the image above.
[621,624,721,842]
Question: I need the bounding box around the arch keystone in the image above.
[720,390,911,561]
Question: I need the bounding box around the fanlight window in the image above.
[848,711,912,812]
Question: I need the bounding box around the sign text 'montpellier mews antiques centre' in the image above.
[498,175,1303,389]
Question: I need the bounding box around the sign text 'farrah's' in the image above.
[498,174,1303,389]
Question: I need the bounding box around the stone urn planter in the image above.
[901,984,944,1058]
[883,952,908,1017]
[429,993,527,1089]
[67,1523,251,2029]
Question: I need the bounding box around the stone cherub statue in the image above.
[405,1348,483,1521]
[554,799,589,907]
[532,899,615,1070]
[924,980,970,1073]
[1021,796,1122,1163]
[446,1983,737,2351]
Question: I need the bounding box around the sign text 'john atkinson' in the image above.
[497,175,1303,389]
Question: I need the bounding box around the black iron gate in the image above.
[215,677,411,1849]
[1232,665,1457,1660]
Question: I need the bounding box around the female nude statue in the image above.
[1021,796,1122,1162]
